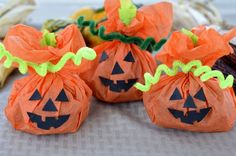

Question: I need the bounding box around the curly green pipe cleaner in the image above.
[181,28,198,46]
[134,60,234,92]
[77,16,167,52]
[119,0,137,25]
[0,43,96,77]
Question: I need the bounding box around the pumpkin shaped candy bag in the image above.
[80,0,173,103]
[135,27,236,132]
[0,24,96,135]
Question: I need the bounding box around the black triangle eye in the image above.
[183,95,196,108]
[194,88,206,102]
[124,51,135,62]
[29,89,42,101]
[56,89,69,102]
[170,88,183,100]
[99,51,109,63]
[43,98,57,112]
[111,62,124,75]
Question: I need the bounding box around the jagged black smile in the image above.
[99,76,137,93]
[168,108,211,125]
[27,112,70,130]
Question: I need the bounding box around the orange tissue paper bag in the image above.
[143,73,236,132]
[81,0,173,103]
[5,72,92,135]
[143,26,236,132]
[3,24,93,135]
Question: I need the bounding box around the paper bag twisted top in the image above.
[156,26,236,67]
[101,0,173,42]
[3,24,85,64]
[1,24,96,76]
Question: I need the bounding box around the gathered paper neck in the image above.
[134,60,234,92]
[77,17,167,52]
[0,43,96,77]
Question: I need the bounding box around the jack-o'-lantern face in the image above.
[81,41,157,103]
[98,51,138,93]
[5,73,92,135]
[168,88,212,125]
[27,89,71,130]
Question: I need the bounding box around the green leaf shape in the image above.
[119,0,137,25]
[134,60,234,92]
[0,43,96,77]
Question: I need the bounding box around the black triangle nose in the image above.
[112,62,124,75]
[43,98,58,112]
[183,95,196,108]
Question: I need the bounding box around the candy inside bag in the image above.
[80,0,173,103]
[0,24,96,135]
